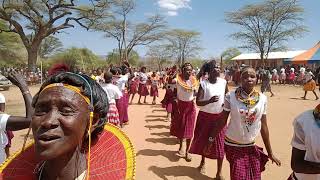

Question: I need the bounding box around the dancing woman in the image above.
[138,67,149,104]
[189,60,228,179]
[206,67,281,180]
[170,63,198,162]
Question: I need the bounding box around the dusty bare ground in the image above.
[2,84,318,180]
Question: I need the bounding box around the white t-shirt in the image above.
[176,80,195,102]
[281,68,285,74]
[139,73,148,84]
[291,110,320,180]
[300,67,306,73]
[224,91,267,146]
[116,74,129,91]
[102,84,123,104]
[199,78,227,114]
[305,72,314,82]
[0,114,9,164]
[272,69,278,75]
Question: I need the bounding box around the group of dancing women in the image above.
[161,61,282,180]
[0,60,320,179]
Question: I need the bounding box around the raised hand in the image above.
[7,72,27,89]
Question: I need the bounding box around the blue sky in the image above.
[56,0,320,58]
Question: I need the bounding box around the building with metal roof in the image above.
[231,50,306,67]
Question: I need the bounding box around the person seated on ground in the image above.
[0,72,135,180]
[0,72,32,163]
[289,103,320,180]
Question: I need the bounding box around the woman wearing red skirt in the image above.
[189,60,228,179]
[161,70,177,121]
[150,72,159,105]
[138,67,149,104]
[129,76,139,104]
[170,63,198,162]
[206,67,281,180]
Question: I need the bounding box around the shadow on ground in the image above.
[150,132,171,137]
[137,149,180,162]
[145,118,167,123]
[145,125,170,130]
[152,108,167,113]
[148,165,211,180]
[145,137,178,145]
[146,115,168,118]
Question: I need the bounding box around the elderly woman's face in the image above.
[32,87,89,160]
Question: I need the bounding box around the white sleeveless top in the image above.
[176,80,195,102]
[224,91,267,146]
[199,78,227,114]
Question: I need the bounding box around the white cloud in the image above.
[167,11,178,16]
[157,0,191,16]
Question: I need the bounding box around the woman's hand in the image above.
[209,95,219,103]
[269,154,281,166]
[7,72,28,90]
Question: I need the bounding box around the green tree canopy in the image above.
[106,49,140,66]
[49,47,105,72]
[226,0,307,65]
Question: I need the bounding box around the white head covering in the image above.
[0,93,5,104]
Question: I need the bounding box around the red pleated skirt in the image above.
[170,100,196,139]
[116,91,129,124]
[150,85,158,97]
[189,111,225,159]
[138,83,149,96]
[107,103,120,127]
[225,144,269,180]
[161,89,175,113]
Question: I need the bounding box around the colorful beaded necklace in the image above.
[235,87,260,108]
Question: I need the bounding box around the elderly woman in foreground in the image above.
[0,72,135,180]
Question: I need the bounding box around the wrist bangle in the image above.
[22,91,30,96]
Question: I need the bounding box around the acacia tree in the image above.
[94,0,167,63]
[226,0,307,66]
[39,36,63,59]
[165,29,202,66]
[146,45,171,71]
[221,48,241,67]
[0,0,112,71]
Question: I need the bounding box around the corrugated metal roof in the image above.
[231,50,306,60]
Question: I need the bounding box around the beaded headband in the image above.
[41,83,90,104]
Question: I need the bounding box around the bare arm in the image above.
[260,115,281,166]
[5,72,32,131]
[291,147,320,174]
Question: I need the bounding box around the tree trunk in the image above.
[27,47,39,72]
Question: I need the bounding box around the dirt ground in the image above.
[2,84,318,180]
